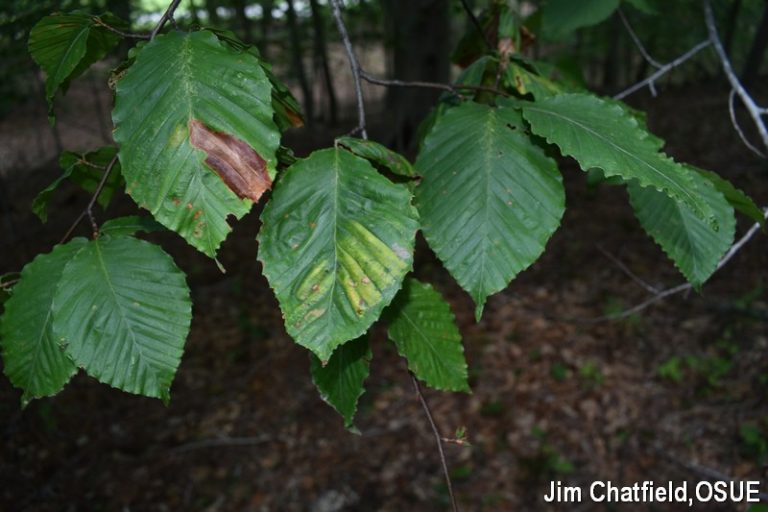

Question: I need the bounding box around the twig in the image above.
[150,0,182,40]
[359,71,509,98]
[728,90,767,158]
[329,0,367,139]
[618,8,663,69]
[410,373,459,512]
[459,0,492,51]
[0,279,19,289]
[614,40,711,100]
[60,155,119,243]
[597,245,660,294]
[92,16,150,40]
[704,0,768,155]
[591,208,768,322]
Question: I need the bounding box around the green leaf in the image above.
[693,168,765,227]
[336,136,416,177]
[521,93,714,225]
[33,147,121,222]
[52,236,191,401]
[0,240,86,403]
[112,30,280,258]
[28,12,124,108]
[504,60,562,99]
[541,0,620,40]
[208,28,304,131]
[415,101,564,320]
[258,148,419,361]
[387,278,469,392]
[628,171,736,286]
[623,0,658,15]
[310,335,371,428]
[100,216,165,237]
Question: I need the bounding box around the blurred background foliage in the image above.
[1,0,766,125]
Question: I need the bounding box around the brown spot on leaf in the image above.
[189,118,272,202]
[172,197,181,206]
[186,202,193,209]
[193,209,203,220]
[285,109,304,128]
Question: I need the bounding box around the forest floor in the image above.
[1,73,767,512]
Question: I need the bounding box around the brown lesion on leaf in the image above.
[188,118,272,202]
[285,109,304,129]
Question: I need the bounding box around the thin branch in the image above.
[614,40,711,100]
[704,0,768,154]
[597,245,660,294]
[329,0,367,139]
[60,155,119,243]
[410,373,459,512]
[92,16,150,40]
[728,90,767,157]
[150,0,182,40]
[618,8,663,69]
[359,71,509,98]
[459,0,492,51]
[591,208,768,322]
[0,279,19,289]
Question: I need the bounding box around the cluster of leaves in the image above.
[0,4,762,429]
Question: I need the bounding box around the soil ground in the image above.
[1,71,767,512]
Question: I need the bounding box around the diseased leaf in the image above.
[693,167,765,227]
[112,30,280,258]
[504,61,561,99]
[258,148,419,361]
[541,0,620,40]
[387,279,469,392]
[0,240,86,404]
[336,136,416,178]
[100,216,164,237]
[52,236,192,401]
[310,335,371,428]
[416,101,564,319]
[628,171,736,286]
[188,119,272,201]
[33,147,121,222]
[208,28,304,131]
[29,12,125,109]
[521,93,715,225]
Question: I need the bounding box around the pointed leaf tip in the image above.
[388,279,470,392]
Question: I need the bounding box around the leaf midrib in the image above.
[93,240,149,384]
[48,24,91,98]
[396,306,459,388]
[524,104,703,218]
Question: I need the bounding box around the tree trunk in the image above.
[309,0,337,125]
[742,1,768,89]
[286,0,314,125]
[723,0,743,56]
[232,0,253,42]
[382,0,451,150]
[602,16,621,91]
[107,0,131,56]
[205,0,220,27]
[259,0,274,59]
[188,0,201,26]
